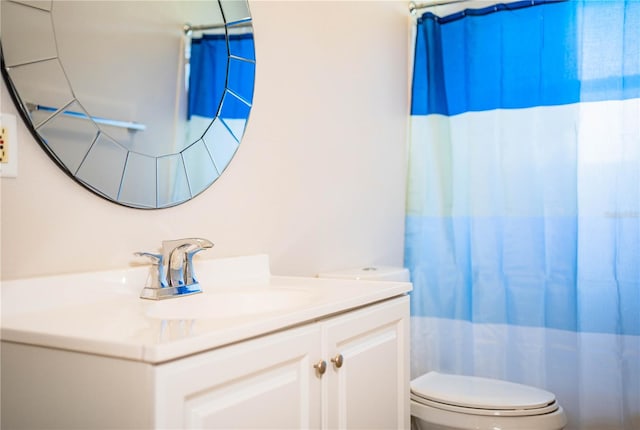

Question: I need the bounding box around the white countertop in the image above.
[1,255,411,364]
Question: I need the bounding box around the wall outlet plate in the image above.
[0,113,18,178]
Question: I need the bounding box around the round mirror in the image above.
[1,0,255,209]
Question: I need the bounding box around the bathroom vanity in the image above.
[1,255,411,429]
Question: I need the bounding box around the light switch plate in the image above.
[0,113,18,178]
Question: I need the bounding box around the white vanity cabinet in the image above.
[323,296,409,429]
[2,295,409,430]
[155,296,409,429]
[154,322,323,428]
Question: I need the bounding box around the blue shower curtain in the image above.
[188,33,255,120]
[406,1,639,429]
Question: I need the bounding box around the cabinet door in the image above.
[155,324,322,429]
[323,296,410,430]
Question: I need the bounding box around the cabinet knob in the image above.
[313,360,327,375]
[331,354,344,369]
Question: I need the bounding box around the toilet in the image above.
[411,371,568,430]
[317,266,567,430]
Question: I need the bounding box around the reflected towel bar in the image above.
[26,102,146,132]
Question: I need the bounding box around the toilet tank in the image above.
[317,266,410,282]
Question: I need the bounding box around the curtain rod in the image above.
[183,20,252,35]
[409,0,467,15]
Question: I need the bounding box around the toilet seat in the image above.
[411,371,559,417]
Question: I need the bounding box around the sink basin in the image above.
[144,288,315,320]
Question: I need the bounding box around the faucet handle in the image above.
[134,252,168,289]
[135,251,163,261]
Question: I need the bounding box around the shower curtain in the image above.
[188,33,255,120]
[405,1,639,429]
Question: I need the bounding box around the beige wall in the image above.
[0,1,410,281]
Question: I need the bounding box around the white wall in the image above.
[0,1,410,281]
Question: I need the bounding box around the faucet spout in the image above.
[163,238,214,287]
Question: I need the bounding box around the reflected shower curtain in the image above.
[405,1,639,429]
[188,33,255,120]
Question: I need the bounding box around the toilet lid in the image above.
[411,372,556,411]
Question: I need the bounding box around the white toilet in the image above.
[317,266,567,430]
[411,371,568,430]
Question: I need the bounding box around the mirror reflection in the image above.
[1,0,255,208]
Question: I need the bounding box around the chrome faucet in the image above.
[136,238,213,300]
